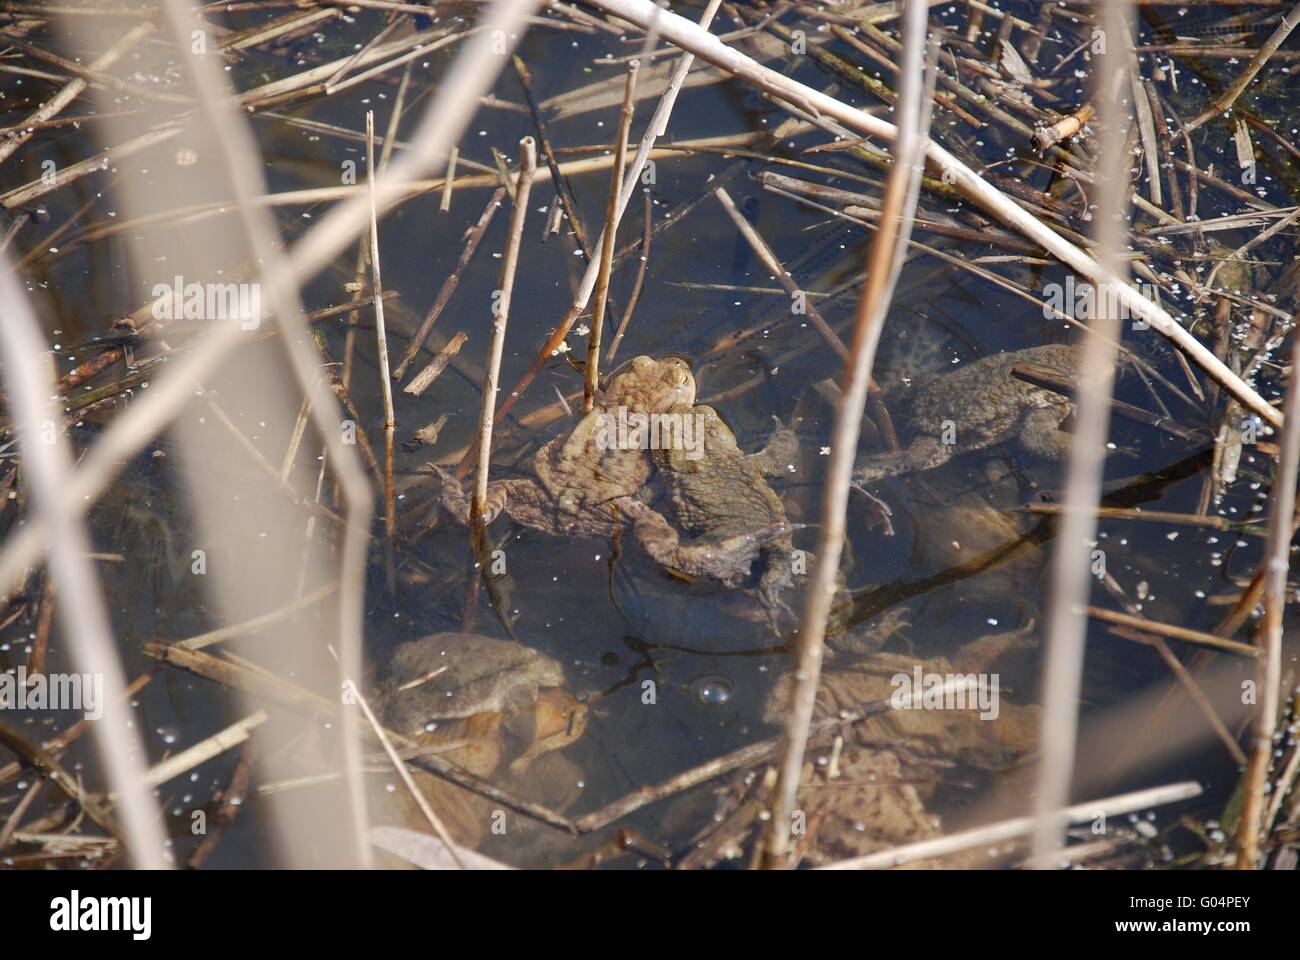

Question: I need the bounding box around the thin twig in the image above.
[393,187,506,382]
[606,191,652,362]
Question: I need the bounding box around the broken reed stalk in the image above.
[0,20,153,166]
[157,0,383,869]
[473,138,538,527]
[1235,330,1300,869]
[366,110,398,593]
[514,53,596,262]
[1031,103,1095,153]
[140,711,267,790]
[1031,0,1133,868]
[452,0,722,476]
[583,60,638,413]
[581,0,1281,431]
[761,2,934,870]
[441,146,459,212]
[0,257,170,869]
[1187,0,1300,130]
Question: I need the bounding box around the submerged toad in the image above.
[761,625,1040,866]
[853,344,1083,484]
[379,632,586,775]
[372,632,588,854]
[436,355,792,583]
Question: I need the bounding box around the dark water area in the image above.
[1,1,1297,868]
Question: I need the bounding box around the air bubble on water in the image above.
[692,675,733,706]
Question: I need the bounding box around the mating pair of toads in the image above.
[432,346,1083,628]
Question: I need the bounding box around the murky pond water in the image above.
[1,1,1297,868]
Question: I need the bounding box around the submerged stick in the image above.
[714,186,849,362]
[1187,0,1300,130]
[394,187,505,382]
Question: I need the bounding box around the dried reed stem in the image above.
[0,257,170,868]
[821,781,1203,870]
[366,109,398,592]
[761,0,933,869]
[0,20,153,166]
[0,0,542,607]
[583,61,638,412]
[1031,0,1133,867]
[1187,0,1300,130]
[1235,330,1300,868]
[473,138,538,525]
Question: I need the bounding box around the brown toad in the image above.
[636,403,800,618]
[761,625,1040,866]
[379,632,587,775]
[372,632,588,853]
[853,344,1083,484]
[436,355,792,581]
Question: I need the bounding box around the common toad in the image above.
[436,355,793,582]
[372,632,588,856]
[761,625,1040,865]
[637,403,802,623]
[853,344,1082,484]
[378,632,586,774]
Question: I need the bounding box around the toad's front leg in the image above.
[432,466,512,525]
[1018,406,1074,461]
[852,435,953,484]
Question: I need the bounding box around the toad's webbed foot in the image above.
[619,498,794,580]
[1018,407,1073,460]
[748,416,801,476]
[852,436,953,484]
